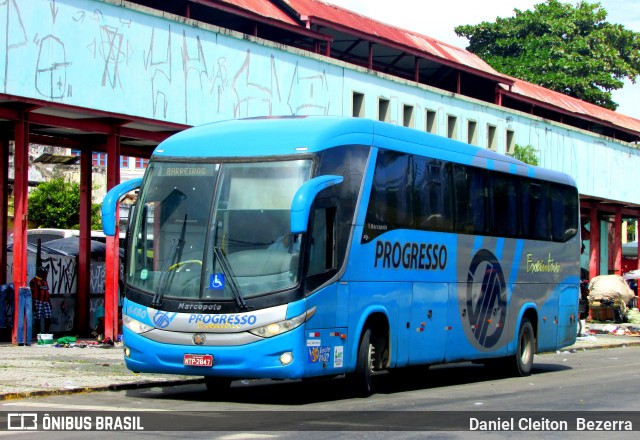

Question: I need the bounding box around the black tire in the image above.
[204,377,232,398]
[577,319,582,337]
[349,327,375,397]
[512,318,535,376]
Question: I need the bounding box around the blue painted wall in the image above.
[5,0,640,204]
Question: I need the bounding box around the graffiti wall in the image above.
[1,0,339,127]
[6,253,113,332]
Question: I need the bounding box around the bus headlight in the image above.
[123,315,154,334]
[249,307,316,338]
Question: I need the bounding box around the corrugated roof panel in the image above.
[504,79,640,134]
[284,0,506,79]
[216,0,301,26]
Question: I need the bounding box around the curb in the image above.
[0,378,203,402]
[560,338,640,352]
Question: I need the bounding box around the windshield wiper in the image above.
[213,246,248,310]
[151,214,187,308]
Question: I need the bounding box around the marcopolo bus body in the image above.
[102,116,580,395]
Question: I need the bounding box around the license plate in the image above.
[184,354,213,367]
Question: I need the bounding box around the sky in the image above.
[326,0,640,120]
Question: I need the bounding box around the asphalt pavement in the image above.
[0,324,639,401]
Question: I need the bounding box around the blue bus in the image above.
[102,116,580,396]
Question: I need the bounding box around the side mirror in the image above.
[290,175,343,234]
[102,178,143,236]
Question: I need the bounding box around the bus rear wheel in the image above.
[512,318,535,376]
[348,327,375,397]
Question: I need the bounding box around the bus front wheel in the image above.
[349,327,375,397]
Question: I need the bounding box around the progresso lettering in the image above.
[374,240,448,270]
[188,314,257,326]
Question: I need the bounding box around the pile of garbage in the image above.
[587,322,640,336]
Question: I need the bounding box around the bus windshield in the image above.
[127,159,313,302]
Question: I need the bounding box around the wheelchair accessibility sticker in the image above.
[209,274,225,290]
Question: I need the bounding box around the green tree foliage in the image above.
[455,0,640,110]
[513,144,539,166]
[28,177,102,230]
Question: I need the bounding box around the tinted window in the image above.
[491,173,519,237]
[315,145,369,264]
[551,184,578,242]
[361,149,577,243]
[414,158,453,232]
[364,151,412,242]
[521,180,551,240]
[453,165,488,234]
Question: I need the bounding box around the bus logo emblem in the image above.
[153,311,176,329]
[466,249,507,348]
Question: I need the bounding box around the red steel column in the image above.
[613,208,622,275]
[11,117,29,344]
[637,217,640,270]
[78,151,92,334]
[589,208,600,280]
[0,129,9,284]
[105,130,121,341]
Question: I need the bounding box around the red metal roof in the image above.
[502,79,640,135]
[213,0,300,26]
[282,0,510,82]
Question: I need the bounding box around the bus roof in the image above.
[153,116,575,186]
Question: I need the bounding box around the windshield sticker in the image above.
[209,274,225,290]
[140,269,148,280]
[307,339,321,347]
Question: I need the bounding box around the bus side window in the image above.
[453,165,488,234]
[551,184,578,242]
[491,173,519,237]
[522,180,551,240]
[414,158,453,232]
[308,207,337,277]
[363,150,412,241]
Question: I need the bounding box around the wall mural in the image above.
[1,0,335,128]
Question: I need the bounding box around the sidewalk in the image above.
[0,340,201,401]
[1,326,639,401]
